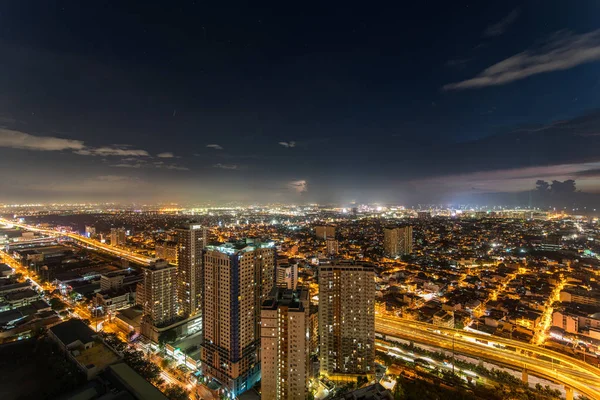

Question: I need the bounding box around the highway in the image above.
[376,315,600,399]
[0,218,154,266]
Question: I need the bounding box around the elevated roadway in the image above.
[1,218,154,266]
[376,316,600,400]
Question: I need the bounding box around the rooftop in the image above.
[107,363,168,400]
[50,319,96,346]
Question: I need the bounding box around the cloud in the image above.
[110,158,188,170]
[484,8,520,37]
[444,29,600,90]
[97,175,139,182]
[74,146,149,156]
[287,180,307,193]
[109,162,144,168]
[161,164,189,171]
[0,128,85,151]
[412,162,600,194]
[206,144,223,150]
[278,141,296,148]
[157,152,175,158]
[213,163,239,170]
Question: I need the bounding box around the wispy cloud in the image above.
[206,144,223,150]
[0,128,85,151]
[278,141,296,148]
[287,180,307,193]
[484,8,520,37]
[213,163,239,170]
[156,152,175,158]
[110,158,188,170]
[161,164,189,171]
[97,175,140,183]
[75,146,149,156]
[444,29,600,90]
[109,162,144,168]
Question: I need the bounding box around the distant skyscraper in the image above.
[315,225,336,240]
[276,257,297,290]
[138,260,177,326]
[326,238,339,256]
[201,240,275,396]
[110,228,126,247]
[84,225,96,238]
[383,226,413,257]
[155,239,178,264]
[319,261,375,376]
[261,288,309,400]
[176,224,205,316]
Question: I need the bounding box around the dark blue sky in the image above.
[1,1,600,206]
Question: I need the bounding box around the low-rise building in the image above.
[48,319,121,379]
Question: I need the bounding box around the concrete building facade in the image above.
[260,288,309,400]
[319,261,375,377]
[201,240,275,396]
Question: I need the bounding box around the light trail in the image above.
[376,315,600,399]
[0,218,154,266]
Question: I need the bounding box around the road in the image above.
[0,218,154,266]
[376,315,600,399]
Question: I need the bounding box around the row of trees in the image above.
[100,332,189,400]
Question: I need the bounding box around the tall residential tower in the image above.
[176,224,205,316]
[383,226,413,257]
[200,240,276,396]
[319,261,375,377]
[260,288,309,400]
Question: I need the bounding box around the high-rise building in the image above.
[201,240,275,396]
[315,225,336,240]
[138,260,177,326]
[383,226,413,257]
[110,228,126,247]
[261,288,309,400]
[326,238,339,256]
[319,261,375,377]
[84,225,96,238]
[176,224,205,316]
[276,257,298,290]
[155,239,178,264]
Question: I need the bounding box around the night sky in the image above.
[1,1,600,206]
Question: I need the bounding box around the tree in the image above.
[163,384,189,400]
[123,349,161,383]
[158,329,177,345]
[50,298,67,311]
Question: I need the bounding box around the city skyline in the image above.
[0,2,600,206]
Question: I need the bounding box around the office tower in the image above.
[261,288,309,400]
[315,225,336,240]
[138,260,177,326]
[201,240,275,396]
[176,224,205,317]
[326,238,339,256]
[276,257,298,290]
[155,239,178,264]
[84,225,96,238]
[110,228,126,247]
[319,261,375,376]
[383,226,413,257]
